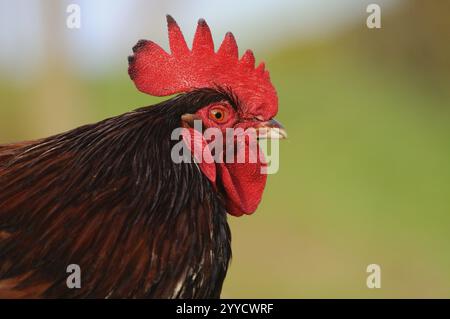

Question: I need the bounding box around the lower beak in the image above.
[256,118,288,139]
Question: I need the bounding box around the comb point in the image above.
[218,32,238,59]
[167,15,189,56]
[132,39,150,53]
[240,49,255,68]
[166,14,176,25]
[256,62,266,73]
[193,18,214,53]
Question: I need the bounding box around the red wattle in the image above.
[181,129,267,217]
[217,143,267,216]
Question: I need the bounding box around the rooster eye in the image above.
[209,108,228,123]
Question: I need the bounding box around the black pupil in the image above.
[214,112,222,119]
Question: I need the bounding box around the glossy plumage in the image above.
[0,89,233,298]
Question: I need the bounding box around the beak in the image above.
[181,113,201,127]
[256,118,288,139]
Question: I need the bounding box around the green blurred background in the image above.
[1,0,449,298]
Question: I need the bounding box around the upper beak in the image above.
[256,118,288,139]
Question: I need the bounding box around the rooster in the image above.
[0,16,285,298]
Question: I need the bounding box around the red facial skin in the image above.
[184,102,267,217]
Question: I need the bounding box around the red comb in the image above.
[128,15,278,119]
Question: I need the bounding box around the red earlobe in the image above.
[181,128,216,185]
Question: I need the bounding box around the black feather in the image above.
[0,88,236,298]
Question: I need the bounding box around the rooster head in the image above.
[128,15,286,217]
